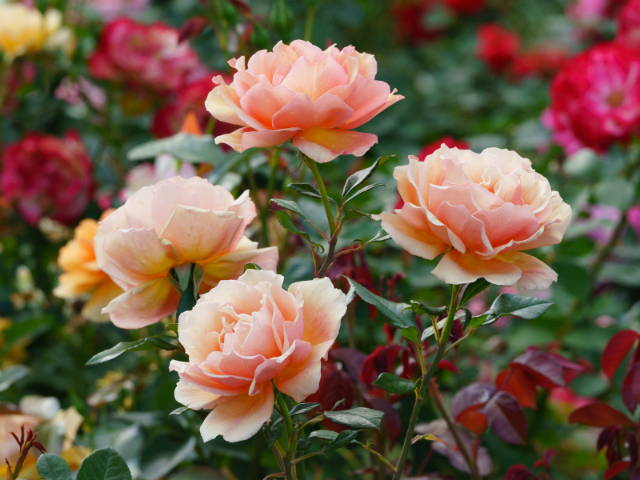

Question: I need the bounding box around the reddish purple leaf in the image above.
[483,391,528,445]
[511,347,585,389]
[602,330,640,380]
[178,17,209,43]
[496,366,538,408]
[597,426,621,452]
[504,465,536,480]
[622,362,640,414]
[569,402,635,428]
[605,461,632,480]
[452,382,495,418]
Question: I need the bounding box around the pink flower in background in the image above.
[89,18,202,93]
[95,176,278,329]
[55,77,106,110]
[86,0,148,20]
[567,0,609,23]
[377,145,571,289]
[617,0,640,49]
[205,40,403,163]
[119,154,197,201]
[628,205,640,237]
[545,42,640,154]
[1,132,93,226]
[170,270,346,442]
[583,205,621,244]
[477,24,520,73]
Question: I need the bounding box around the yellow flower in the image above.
[54,215,122,322]
[0,3,74,62]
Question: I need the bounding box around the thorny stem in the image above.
[392,284,462,480]
[429,381,480,479]
[276,392,298,480]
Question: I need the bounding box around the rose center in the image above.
[606,90,625,108]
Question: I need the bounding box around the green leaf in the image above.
[373,373,415,394]
[343,183,384,205]
[421,318,447,342]
[341,156,392,200]
[37,454,72,480]
[328,430,359,450]
[0,365,29,392]
[309,430,338,442]
[485,294,553,325]
[347,278,414,329]
[169,406,189,416]
[270,198,306,218]
[289,182,321,199]
[77,448,132,480]
[324,407,384,430]
[595,178,634,209]
[275,211,310,241]
[289,402,321,416]
[86,337,177,366]
[127,133,222,164]
[460,279,491,306]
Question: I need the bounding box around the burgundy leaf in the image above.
[605,461,632,480]
[622,362,640,413]
[438,359,460,374]
[330,347,366,381]
[452,382,496,418]
[602,330,640,380]
[496,366,538,409]
[511,348,585,389]
[483,391,528,445]
[569,402,635,428]
[504,465,536,480]
[178,17,209,43]
[598,426,621,452]
[306,361,356,432]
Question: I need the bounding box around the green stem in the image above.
[246,161,270,246]
[304,4,318,41]
[392,284,461,480]
[303,156,336,234]
[276,393,298,480]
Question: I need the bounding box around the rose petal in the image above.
[432,250,522,286]
[200,387,274,442]
[292,128,377,163]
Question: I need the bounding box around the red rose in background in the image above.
[152,75,234,139]
[89,17,202,93]
[1,132,93,226]
[418,136,469,160]
[477,24,520,73]
[445,0,485,15]
[391,0,442,45]
[510,46,570,79]
[545,42,640,153]
[617,0,640,49]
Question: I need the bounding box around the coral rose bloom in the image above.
[54,215,122,321]
[376,145,571,289]
[206,40,403,163]
[170,270,346,442]
[95,177,278,329]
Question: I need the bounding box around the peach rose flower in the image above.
[376,145,571,289]
[54,213,122,321]
[95,176,278,329]
[169,270,346,442]
[205,40,403,163]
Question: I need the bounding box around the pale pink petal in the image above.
[272,93,353,130]
[160,206,247,263]
[200,239,279,290]
[288,277,346,347]
[174,379,220,410]
[275,344,325,402]
[102,278,179,328]
[432,250,522,286]
[95,228,174,288]
[215,127,298,152]
[200,387,274,442]
[292,128,377,163]
[204,84,245,126]
[507,252,558,290]
[239,83,294,128]
[376,209,448,260]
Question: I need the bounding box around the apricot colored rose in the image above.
[55,214,122,321]
[205,39,403,163]
[170,270,346,442]
[376,145,571,289]
[94,176,278,329]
